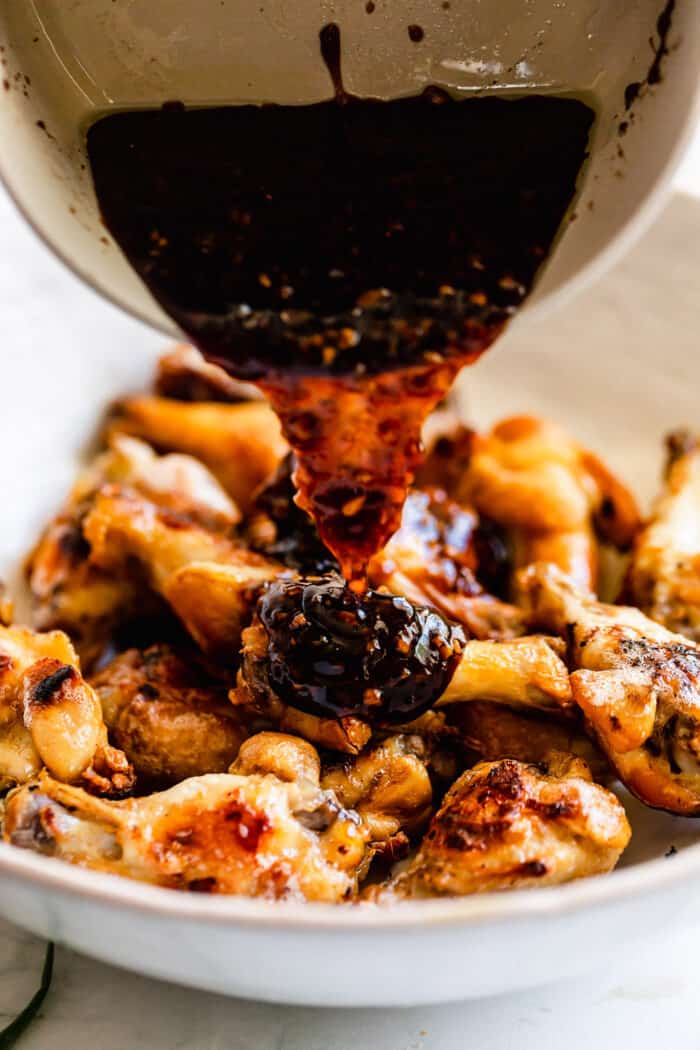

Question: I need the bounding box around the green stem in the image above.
[0,942,54,1049]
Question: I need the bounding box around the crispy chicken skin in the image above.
[106,396,288,513]
[520,562,700,815]
[374,753,630,899]
[26,435,241,668]
[627,431,700,640]
[25,515,141,672]
[82,487,283,658]
[91,645,248,783]
[233,731,431,863]
[0,624,133,794]
[320,735,433,850]
[368,488,524,640]
[4,767,366,901]
[83,487,241,591]
[460,416,640,590]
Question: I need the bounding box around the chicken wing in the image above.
[106,396,288,513]
[236,609,571,757]
[448,701,610,782]
[83,486,283,658]
[5,762,367,901]
[0,624,133,794]
[231,731,428,872]
[26,435,241,668]
[374,753,630,898]
[233,621,373,755]
[461,416,640,590]
[520,561,700,814]
[436,636,572,713]
[320,735,433,854]
[368,488,524,639]
[91,645,247,784]
[627,431,700,640]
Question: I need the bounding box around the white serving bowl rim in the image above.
[0,826,696,930]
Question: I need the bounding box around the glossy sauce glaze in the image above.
[87,24,593,588]
[257,575,465,724]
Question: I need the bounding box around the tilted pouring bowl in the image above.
[0,1,698,336]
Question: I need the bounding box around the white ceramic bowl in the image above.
[1,1,700,328]
[2,0,700,1009]
[3,187,700,1005]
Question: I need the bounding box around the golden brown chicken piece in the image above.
[231,731,429,872]
[83,487,240,591]
[25,517,142,672]
[448,701,610,782]
[83,486,283,658]
[26,435,242,668]
[235,614,571,756]
[520,561,700,815]
[320,735,433,855]
[436,636,572,713]
[0,624,133,795]
[91,645,248,784]
[154,344,258,403]
[81,433,242,525]
[368,488,523,639]
[460,416,640,590]
[106,396,288,513]
[374,753,630,899]
[627,431,700,640]
[230,731,322,783]
[5,761,367,901]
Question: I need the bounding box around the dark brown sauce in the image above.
[257,575,465,723]
[87,24,593,586]
[250,452,340,575]
[624,0,676,110]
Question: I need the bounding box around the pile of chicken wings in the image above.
[4,345,699,904]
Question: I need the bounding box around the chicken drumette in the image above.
[452,416,639,592]
[627,431,700,640]
[4,730,437,899]
[372,752,630,899]
[91,644,248,783]
[234,575,571,756]
[0,623,132,794]
[520,561,700,815]
[26,434,245,668]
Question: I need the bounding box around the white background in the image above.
[674,129,700,195]
[2,129,700,1049]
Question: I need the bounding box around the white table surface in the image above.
[2,128,700,1050]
